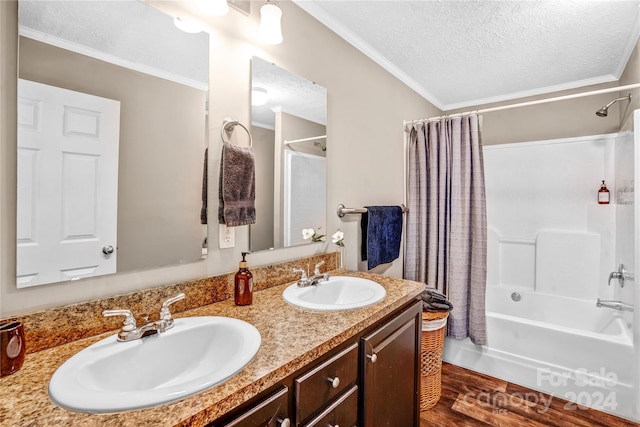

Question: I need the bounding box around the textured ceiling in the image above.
[251,56,327,129]
[19,0,209,89]
[294,0,640,110]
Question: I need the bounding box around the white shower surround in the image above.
[443,131,638,422]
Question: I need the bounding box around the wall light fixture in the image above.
[258,1,283,45]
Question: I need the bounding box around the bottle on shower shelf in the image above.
[598,180,610,204]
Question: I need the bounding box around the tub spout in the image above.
[596,299,634,312]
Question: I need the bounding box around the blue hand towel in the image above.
[360,206,403,270]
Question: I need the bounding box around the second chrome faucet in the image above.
[294,261,330,287]
[103,293,185,342]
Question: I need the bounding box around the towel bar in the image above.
[337,204,409,218]
[221,118,253,147]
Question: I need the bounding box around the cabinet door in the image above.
[360,300,422,427]
[222,386,291,427]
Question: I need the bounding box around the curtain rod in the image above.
[284,135,327,145]
[404,82,640,128]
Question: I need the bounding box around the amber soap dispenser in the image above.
[235,252,253,306]
[598,180,610,204]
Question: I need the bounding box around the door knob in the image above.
[102,245,114,255]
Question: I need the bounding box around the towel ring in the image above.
[221,118,253,147]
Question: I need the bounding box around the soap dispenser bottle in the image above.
[598,180,610,204]
[235,252,253,306]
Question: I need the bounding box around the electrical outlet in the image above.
[219,224,235,248]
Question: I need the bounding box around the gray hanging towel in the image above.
[218,142,256,226]
[200,147,208,225]
[360,206,403,270]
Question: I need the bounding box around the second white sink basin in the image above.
[283,276,386,311]
[49,316,260,413]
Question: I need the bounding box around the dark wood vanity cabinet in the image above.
[211,299,421,427]
[360,299,422,427]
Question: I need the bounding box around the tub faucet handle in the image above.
[608,264,633,288]
[608,271,623,286]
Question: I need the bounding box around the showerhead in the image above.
[595,94,632,117]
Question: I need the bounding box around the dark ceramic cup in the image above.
[0,321,26,377]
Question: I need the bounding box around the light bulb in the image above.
[258,2,283,45]
[251,87,268,106]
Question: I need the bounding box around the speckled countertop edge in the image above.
[0,271,423,427]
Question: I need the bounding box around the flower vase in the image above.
[336,245,346,270]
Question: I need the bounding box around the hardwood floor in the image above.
[420,363,639,427]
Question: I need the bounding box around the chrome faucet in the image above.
[103,293,185,341]
[294,261,330,287]
[608,264,634,288]
[596,298,634,312]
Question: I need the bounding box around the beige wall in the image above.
[19,37,206,272]
[250,125,275,251]
[619,37,640,132]
[447,81,623,146]
[1,0,435,316]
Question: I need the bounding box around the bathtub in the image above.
[443,285,637,421]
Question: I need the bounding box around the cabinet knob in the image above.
[367,353,377,363]
[277,417,290,427]
[327,376,340,388]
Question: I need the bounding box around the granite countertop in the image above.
[0,271,423,426]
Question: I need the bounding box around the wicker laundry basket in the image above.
[420,311,449,411]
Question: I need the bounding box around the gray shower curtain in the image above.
[405,114,487,345]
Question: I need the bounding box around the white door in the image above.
[284,149,327,246]
[17,79,120,288]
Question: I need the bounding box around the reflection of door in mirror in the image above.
[16,0,209,287]
[17,80,120,288]
[284,149,326,247]
[250,57,328,252]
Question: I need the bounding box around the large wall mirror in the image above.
[250,57,328,252]
[16,0,209,288]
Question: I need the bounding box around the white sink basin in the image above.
[49,316,260,413]
[282,276,386,311]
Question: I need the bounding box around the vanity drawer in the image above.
[295,342,358,424]
[220,385,290,427]
[303,385,358,427]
